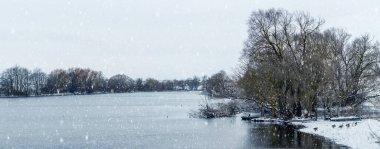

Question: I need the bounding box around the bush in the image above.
[190,100,240,118]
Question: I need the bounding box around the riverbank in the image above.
[0,92,108,98]
[0,90,200,98]
[291,119,380,149]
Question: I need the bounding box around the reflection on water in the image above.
[242,122,348,149]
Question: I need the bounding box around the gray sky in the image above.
[0,0,379,80]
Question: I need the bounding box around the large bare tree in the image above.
[239,9,380,119]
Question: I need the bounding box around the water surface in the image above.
[0,92,345,148]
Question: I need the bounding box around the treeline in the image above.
[0,66,202,96]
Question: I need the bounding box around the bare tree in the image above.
[108,74,134,93]
[0,66,31,96]
[239,9,380,119]
[30,68,48,95]
[46,69,69,94]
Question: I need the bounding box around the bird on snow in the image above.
[346,123,350,128]
[338,124,344,128]
[313,127,318,131]
[332,124,336,128]
[354,122,358,126]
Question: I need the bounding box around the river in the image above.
[0,91,345,148]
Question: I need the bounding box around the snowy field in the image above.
[293,119,380,149]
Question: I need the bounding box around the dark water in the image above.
[242,123,348,149]
[0,92,347,148]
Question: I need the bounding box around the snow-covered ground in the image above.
[292,119,380,149]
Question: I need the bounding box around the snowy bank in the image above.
[330,116,361,121]
[292,119,380,149]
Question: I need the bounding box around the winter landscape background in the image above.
[1,0,380,149]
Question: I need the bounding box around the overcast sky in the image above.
[0,0,379,80]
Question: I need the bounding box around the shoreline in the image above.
[0,90,201,99]
[290,119,380,149]
[241,115,380,148]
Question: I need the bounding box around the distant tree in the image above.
[184,77,201,91]
[46,69,69,94]
[67,68,90,93]
[162,80,174,91]
[201,75,208,91]
[177,80,185,90]
[29,68,48,95]
[173,79,180,90]
[86,70,106,93]
[144,78,160,91]
[108,74,134,93]
[0,66,30,96]
[134,78,144,91]
[205,71,233,98]
[191,76,201,90]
